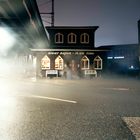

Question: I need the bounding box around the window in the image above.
[55,33,64,43]
[55,56,64,70]
[41,55,50,69]
[94,56,102,70]
[68,33,77,43]
[81,56,89,70]
[80,33,89,44]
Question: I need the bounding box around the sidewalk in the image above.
[123,117,140,140]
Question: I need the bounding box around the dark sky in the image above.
[37,0,140,47]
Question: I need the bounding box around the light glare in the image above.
[0,27,16,55]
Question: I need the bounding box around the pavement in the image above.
[0,76,140,139]
[123,117,140,140]
[30,76,140,139]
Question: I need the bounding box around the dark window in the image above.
[81,33,89,44]
[68,33,77,43]
[55,33,64,43]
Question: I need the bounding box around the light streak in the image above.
[19,95,77,104]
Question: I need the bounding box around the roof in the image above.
[46,26,99,30]
[98,44,139,50]
[0,0,49,52]
[31,48,109,52]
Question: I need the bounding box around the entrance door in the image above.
[70,60,78,74]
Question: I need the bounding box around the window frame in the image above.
[55,55,64,70]
[55,33,64,44]
[94,56,102,70]
[41,55,50,70]
[81,55,90,70]
[80,33,89,44]
[68,33,77,44]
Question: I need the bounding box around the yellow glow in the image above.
[41,55,50,69]
[55,56,64,70]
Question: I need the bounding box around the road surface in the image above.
[0,77,140,140]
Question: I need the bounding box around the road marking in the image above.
[103,88,129,91]
[122,117,140,140]
[19,95,77,104]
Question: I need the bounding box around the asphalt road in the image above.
[0,77,140,140]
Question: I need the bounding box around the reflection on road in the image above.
[0,77,140,139]
[0,95,17,121]
[19,95,77,104]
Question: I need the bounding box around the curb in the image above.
[122,117,140,140]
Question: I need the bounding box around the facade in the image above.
[1,1,139,78]
[31,26,109,78]
[99,44,140,76]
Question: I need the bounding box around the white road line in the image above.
[19,95,77,104]
[103,88,129,91]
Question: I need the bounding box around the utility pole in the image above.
[51,0,54,26]
[40,0,54,26]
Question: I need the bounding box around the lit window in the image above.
[114,56,124,59]
[107,56,113,59]
[80,33,89,44]
[68,33,77,43]
[41,55,50,69]
[55,33,64,43]
[94,56,102,70]
[55,55,64,70]
[81,56,89,70]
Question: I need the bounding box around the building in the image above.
[31,23,140,78]
[31,26,109,78]
[0,0,139,78]
[99,44,140,76]
[138,19,140,44]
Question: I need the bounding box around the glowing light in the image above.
[41,55,50,69]
[114,56,124,59]
[33,56,37,67]
[55,55,64,70]
[0,27,16,55]
[107,57,113,59]
[0,95,18,121]
[129,65,134,69]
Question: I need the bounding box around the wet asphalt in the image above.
[0,77,140,140]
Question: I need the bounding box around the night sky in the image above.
[37,0,140,47]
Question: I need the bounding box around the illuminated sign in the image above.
[47,51,94,55]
